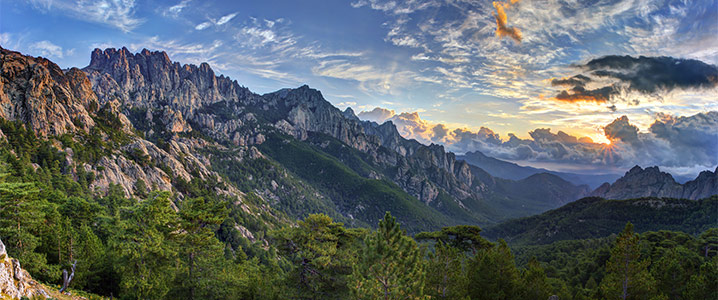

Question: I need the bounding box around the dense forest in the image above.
[0,119,716,299]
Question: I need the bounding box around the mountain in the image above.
[458,150,621,189]
[1,46,606,232]
[482,196,718,246]
[590,165,718,200]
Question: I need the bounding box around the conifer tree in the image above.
[467,239,521,300]
[110,191,179,299]
[351,212,426,300]
[600,222,657,300]
[272,213,360,299]
[424,241,468,299]
[521,257,551,299]
[0,180,48,275]
[174,196,228,300]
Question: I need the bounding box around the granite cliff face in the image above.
[591,166,718,200]
[0,48,97,136]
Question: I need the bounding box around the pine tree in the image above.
[110,191,179,299]
[424,241,468,299]
[351,212,426,300]
[521,257,551,299]
[0,180,48,275]
[652,246,699,299]
[682,256,718,300]
[272,213,360,299]
[173,196,227,300]
[600,222,658,300]
[467,239,521,300]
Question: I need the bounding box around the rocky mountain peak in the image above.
[591,165,716,200]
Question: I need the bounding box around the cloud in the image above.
[194,11,239,30]
[217,12,238,25]
[28,0,144,32]
[604,116,639,144]
[195,22,212,30]
[356,107,718,174]
[164,0,191,18]
[553,55,718,104]
[29,40,65,58]
[357,107,396,123]
[492,0,522,42]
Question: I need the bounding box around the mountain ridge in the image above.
[590,165,718,200]
[3,46,712,234]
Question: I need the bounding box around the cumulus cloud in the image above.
[357,107,396,124]
[29,40,65,59]
[492,0,522,43]
[553,55,718,103]
[357,107,718,175]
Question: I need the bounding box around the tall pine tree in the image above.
[351,212,426,300]
[600,222,658,300]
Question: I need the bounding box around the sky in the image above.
[1,0,717,177]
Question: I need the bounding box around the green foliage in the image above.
[467,239,521,300]
[351,212,426,300]
[482,196,718,246]
[424,242,468,299]
[271,214,361,299]
[110,192,179,299]
[599,223,659,300]
[415,225,493,253]
[258,133,452,232]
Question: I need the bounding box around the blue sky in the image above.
[2,0,717,176]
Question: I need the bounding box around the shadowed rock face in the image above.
[591,165,718,200]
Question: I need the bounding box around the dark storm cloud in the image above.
[553,55,718,103]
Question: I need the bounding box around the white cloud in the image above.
[29,40,65,58]
[28,0,144,32]
[216,12,238,25]
[164,0,192,17]
[195,22,212,30]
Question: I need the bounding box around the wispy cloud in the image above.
[29,40,70,59]
[216,12,238,25]
[27,0,144,32]
[194,11,239,30]
[163,0,192,18]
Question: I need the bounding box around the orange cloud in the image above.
[493,0,522,43]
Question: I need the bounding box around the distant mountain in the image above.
[590,165,718,200]
[482,196,718,246]
[458,151,621,189]
[468,166,590,219]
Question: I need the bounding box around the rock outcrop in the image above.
[0,47,97,136]
[591,166,718,200]
[0,238,52,299]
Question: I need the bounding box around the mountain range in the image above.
[1,46,716,234]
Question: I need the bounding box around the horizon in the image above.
[2,0,716,178]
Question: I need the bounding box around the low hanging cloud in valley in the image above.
[357,107,718,176]
[552,55,718,104]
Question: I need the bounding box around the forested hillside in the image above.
[482,196,717,245]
